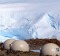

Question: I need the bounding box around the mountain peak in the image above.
[29,12,60,39]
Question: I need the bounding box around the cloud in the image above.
[0,0,60,3]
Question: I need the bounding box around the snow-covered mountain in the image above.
[0,12,60,42]
[29,13,60,40]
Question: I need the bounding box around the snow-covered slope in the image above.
[29,13,53,39]
[0,35,19,42]
[0,11,60,42]
[29,13,60,40]
[0,3,60,42]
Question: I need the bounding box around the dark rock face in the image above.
[0,39,60,56]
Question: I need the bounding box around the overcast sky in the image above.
[0,0,60,3]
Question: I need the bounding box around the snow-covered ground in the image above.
[0,3,60,42]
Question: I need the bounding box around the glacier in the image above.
[0,3,60,42]
[0,12,60,42]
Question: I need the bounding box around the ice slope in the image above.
[0,12,60,42]
[0,3,60,42]
[29,13,60,40]
[0,35,19,42]
[0,4,42,41]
